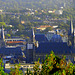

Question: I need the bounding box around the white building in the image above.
[55,10,63,15]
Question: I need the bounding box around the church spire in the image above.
[1,25,5,40]
[32,27,35,43]
[68,19,74,47]
[70,19,74,34]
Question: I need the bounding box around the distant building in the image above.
[21,21,25,24]
[48,10,53,13]
[6,25,12,27]
[25,12,34,15]
[5,38,26,47]
[0,26,25,61]
[4,29,18,35]
[0,10,3,13]
[55,10,63,15]
[36,25,52,31]
[52,25,58,28]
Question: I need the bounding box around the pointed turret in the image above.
[0,26,5,48]
[32,27,35,43]
[69,19,74,34]
[1,26,5,40]
[68,19,74,47]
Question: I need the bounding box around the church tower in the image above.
[0,26,5,48]
[32,27,35,43]
[1,26,5,40]
[68,19,74,47]
[26,27,35,63]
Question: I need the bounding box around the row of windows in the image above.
[5,40,25,42]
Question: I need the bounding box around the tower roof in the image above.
[32,27,35,43]
[69,19,74,34]
[1,26,4,40]
[35,34,48,42]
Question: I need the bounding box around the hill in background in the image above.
[0,0,74,10]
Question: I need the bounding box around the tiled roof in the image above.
[39,25,52,28]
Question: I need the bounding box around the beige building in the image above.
[37,25,52,31]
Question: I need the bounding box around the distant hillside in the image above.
[0,0,74,10]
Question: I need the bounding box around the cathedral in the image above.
[26,20,75,63]
[0,19,75,63]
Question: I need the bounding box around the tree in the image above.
[0,58,8,75]
[16,24,25,31]
[6,34,11,38]
[25,68,33,75]
[0,22,6,27]
[9,19,20,28]
[0,15,4,22]
[33,51,74,75]
[42,27,53,34]
[10,63,23,75]
[20,34,25,38]
[45,27,53,31]
[58,22,69,31]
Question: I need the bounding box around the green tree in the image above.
[25,68,33,75]
[33,59,41,75]
[0,58,8,75]
[41,27,53,34]
[33,51,74,75]
[16,24,25,31]
[0,22,6,27]
[6,34,11,38]
[20,34,25,38]
[0,15,4,22]
[45,27,53,31]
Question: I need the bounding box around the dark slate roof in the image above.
[0,47,22,56]
[35,34,48,42]
[52,34,62,39]
[36,42,74,54]
[51,34,63,42]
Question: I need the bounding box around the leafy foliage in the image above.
[33,51,75,75]
[0,0,74,10]
[9,63,23,75]
[0,52,75,75]
[0,58,8,75]
[25,68,33,75]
